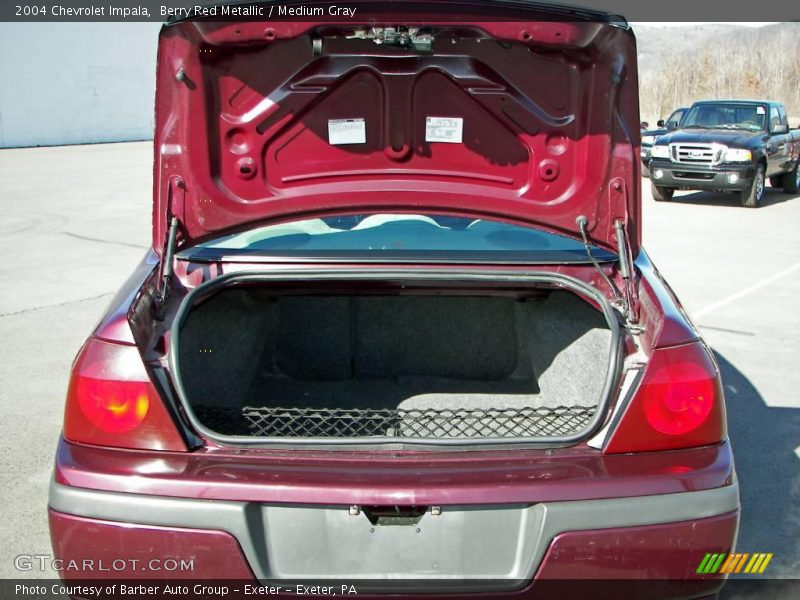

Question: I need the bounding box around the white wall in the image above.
[0,22,161,148]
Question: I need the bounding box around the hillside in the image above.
[633,22,800,124]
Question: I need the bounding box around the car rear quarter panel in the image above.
[634,248,700,351]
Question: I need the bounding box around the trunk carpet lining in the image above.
[179,290,612,440]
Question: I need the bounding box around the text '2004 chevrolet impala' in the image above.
[48,1,739,597]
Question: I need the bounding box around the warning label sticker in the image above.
[328,119,367,145]
[425,117,464,143]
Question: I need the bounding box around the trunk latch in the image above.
[352,505,434,526]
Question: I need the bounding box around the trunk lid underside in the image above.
[154,2,641,254]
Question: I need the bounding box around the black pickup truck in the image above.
[648,100,800,207]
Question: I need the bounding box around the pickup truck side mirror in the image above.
[772,123,789,134]
[656,119,665,127]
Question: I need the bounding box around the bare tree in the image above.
[639,23,800,126]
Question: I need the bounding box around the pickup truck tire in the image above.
[769,175,783,188]
[741,165,765,208]
[782,163,800,194]
[651,183,674,202]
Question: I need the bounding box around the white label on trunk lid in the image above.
[425,117,463,143]
[328,119,366,145]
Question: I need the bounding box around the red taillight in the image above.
[605,342,726,454]
[64,338,187,451]
[76,378,150,433]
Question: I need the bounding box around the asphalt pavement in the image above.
[0,142,798,579]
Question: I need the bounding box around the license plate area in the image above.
[256,503,545,584]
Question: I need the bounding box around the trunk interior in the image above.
[173,285,616,443]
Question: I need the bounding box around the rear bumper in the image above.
[649,160,754,190]
[49,478,739,589]
[48,509,255,580]
[52,437,736,505]
[50,437,739,594]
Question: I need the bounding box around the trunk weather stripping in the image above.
[167,269,624,450]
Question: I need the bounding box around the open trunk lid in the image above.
[153,0,642,255]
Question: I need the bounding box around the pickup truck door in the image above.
[766,105,789,176]
[776,106,797,172]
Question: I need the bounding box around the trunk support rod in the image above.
[575,215,640,331]
[575,215,624,308]
[155,216,179,320]
[614,218,639,326]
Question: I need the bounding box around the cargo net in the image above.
[195,405,596,439]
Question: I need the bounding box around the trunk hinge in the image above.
[576,216,641,332]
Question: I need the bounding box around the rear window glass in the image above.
[183,214,615,264]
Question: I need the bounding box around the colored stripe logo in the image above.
[697,552,773,574]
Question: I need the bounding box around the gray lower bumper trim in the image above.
[649,163,753,190]
[49,480,739,582]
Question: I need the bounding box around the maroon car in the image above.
[49,2,738,597]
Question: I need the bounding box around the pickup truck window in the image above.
[682,103,767,131]
[183,214,616,263]
[777,106,788,128]
[667,108,686,128]
[769,106,781,131]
